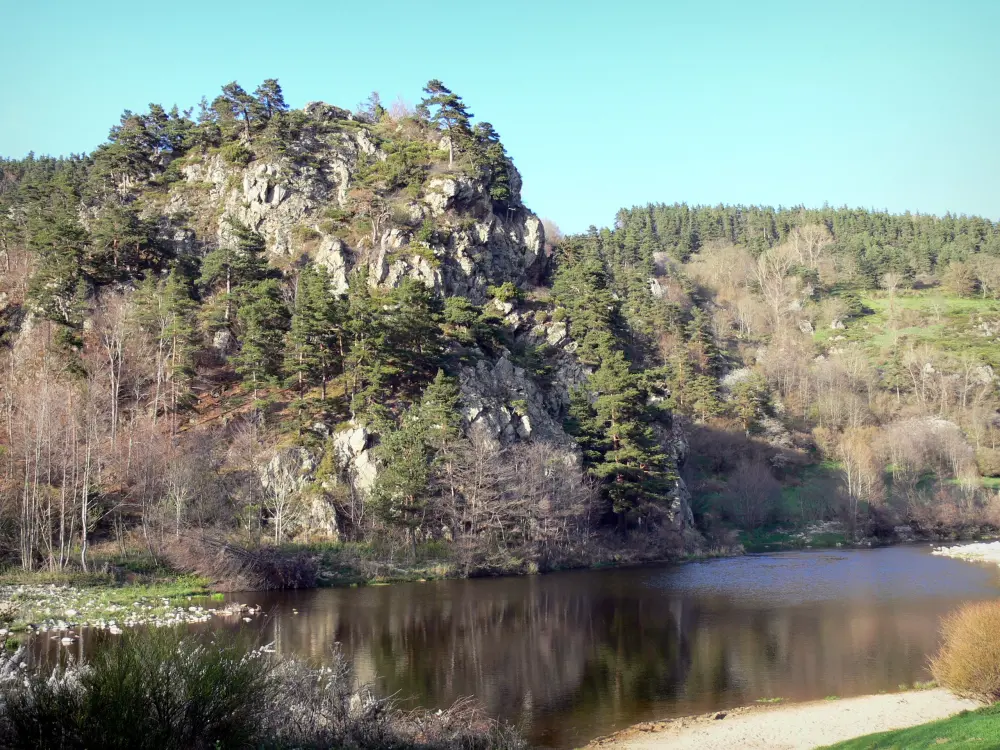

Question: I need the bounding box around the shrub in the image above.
[162,535,317,591]
[931,600,1000,702]
[221,141,254,167]
[976,447,1000,477]
[487,281,524,303]
[0,629,275,750]
[0,630,525,750]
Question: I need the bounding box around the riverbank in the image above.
[0,564,253,636]
[933,540,1000,566]
[740,521,1000,553]
[8,530,995,636]
[584,689,980,750]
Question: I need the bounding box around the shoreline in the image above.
[4,534,997,636]
[583,689,981,750]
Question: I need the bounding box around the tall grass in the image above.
[0,629,524,750]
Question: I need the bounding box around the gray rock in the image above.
[334,426,378,494]
[212,330,237,356]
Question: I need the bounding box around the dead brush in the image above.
[931,600,1000,702]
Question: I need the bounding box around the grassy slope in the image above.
[819,703,1000,749]
[815,288,1000,366]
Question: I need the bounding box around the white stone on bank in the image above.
[932,541,1000,565]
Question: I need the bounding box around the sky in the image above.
[2,0,999,232]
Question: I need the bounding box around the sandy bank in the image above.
[583,689,979,750]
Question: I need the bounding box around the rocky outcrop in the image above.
[164,114,545,305]
[459,355,577,453]
[152,104,694,540]
[333,426,378,494]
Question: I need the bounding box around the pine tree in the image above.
[25,178,88,333]
[87,204,155,281]
[371,370,460,537]
[472,122,513,207]
[730,374,770,435]
[252,79,288,123]
[198,218,269,323]
[213,82,257,142]
[568,352,672,524]
[233,279,290,401]
[383,278,445,392]
[163,267,198,430]
[551,237,619,364]
[420,80,473,168]
[285,264,342,409]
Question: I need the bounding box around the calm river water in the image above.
[40,546,1000,748]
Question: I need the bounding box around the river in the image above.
[35,545,1000,748]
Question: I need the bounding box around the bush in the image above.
[221,141,254,167]
[0,630,525,750]
[0,629,275,750]
[976,447,1000,477]
[487,282,524,303]
[162,535,317,591]
[931,600,1000,702]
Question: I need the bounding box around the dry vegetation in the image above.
[671,221,1000,539]
[932,600,1000,703]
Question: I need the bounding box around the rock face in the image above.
[333,426,378,494]
[258,447,339,541]
[459,355,577,452]
[165,111,545,305]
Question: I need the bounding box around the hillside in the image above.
[0,80,695,581]
[2,80,999,583]
[602,204,1000,548]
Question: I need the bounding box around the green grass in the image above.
[864,293,1000,314]
[739,523,848,554]
[818,703,1000,749]
[0,570,213,631]
[814,287,1000,370]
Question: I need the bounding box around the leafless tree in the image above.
[724,459,780,529]
[263,453,302,545]
[789,223,832,269]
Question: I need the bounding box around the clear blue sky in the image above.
[3,0,998,231]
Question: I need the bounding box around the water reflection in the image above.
[36,547,1000,748]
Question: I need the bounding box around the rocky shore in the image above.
[0,583,251,637]
[932,540,1000,565]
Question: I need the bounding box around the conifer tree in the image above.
[163,267,198,429]
[233,279,289,401]
[371,370,460,537]
[198,218,269,323]
[285,263,342,408]
[252,79,288,123]
[420,80,473,168]
[568,352,672,524]
[87,204,156,281]
[730,374,770,435]
[213,82,257,142]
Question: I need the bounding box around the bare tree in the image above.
[724,459,780,529]
[753,244,799,329]
[263,452,302,545]
[837,427,885,533]
[789,223,832,269]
